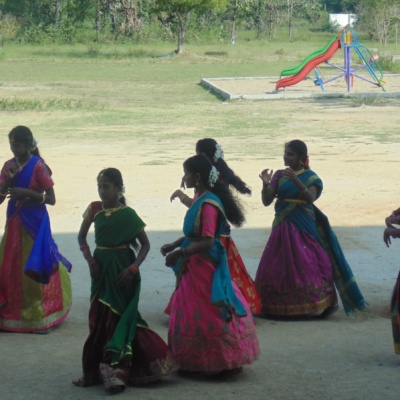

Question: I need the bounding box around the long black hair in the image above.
[196,138,251,195]
[8,126,41,158]
[97,168,126,205]
[183,154,245,227]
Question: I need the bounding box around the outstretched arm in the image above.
[160,236,185,256]
[170,189,193,208]
[164,236,214,267]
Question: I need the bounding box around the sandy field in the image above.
[1,83,400,399]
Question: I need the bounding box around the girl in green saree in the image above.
[73,168,175,394]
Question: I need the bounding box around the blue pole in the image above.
[345,45,351,92]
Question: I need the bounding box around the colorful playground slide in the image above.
[275,37,341,91]
[279,36,338,77]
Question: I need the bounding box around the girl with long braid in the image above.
[161,154,259,377]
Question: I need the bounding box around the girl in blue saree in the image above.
[255,140,367,318]
[161,155,259,377]
[0,126,72,333]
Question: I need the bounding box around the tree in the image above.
[322,0,358,13]
[247,0,286,39]
[227,0,255,43]
[0,13,19,46]
[391,6,400,49]
[155,0,229,54]
[357,0,400,46]
[286,0,321,41]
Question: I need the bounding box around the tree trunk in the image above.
[231,0,238,43]
[288,0,293,42]
[176,12,184,53]
[95,0,102,39]
[176,10,190,54]
[55,0,63,29]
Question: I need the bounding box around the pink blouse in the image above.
[201,203,219,238]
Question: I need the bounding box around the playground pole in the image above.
[345,46,351,92]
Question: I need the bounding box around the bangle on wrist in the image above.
[183,246,191,257]
[129,264,139,274]
[88,258,96,267]
[40,193,46,203]
[80,244,93,261]
[180,194,187,203]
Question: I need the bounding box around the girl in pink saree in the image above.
[161,155,259,377]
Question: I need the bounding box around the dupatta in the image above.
[173,192,247,322]
[90,205,148,365]
[6,156,72,284]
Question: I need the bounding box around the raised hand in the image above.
[170,189,185,202]
[282,168,298,181]
[259,169,274,185]
[385,214,400,229]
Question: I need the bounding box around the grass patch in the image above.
[0,31,398,155]
[350,96,389,107]
[0,98,101,111]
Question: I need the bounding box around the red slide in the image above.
[275,38,341,90]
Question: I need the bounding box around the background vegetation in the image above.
[0,1,399,144]
[0,0,399,53]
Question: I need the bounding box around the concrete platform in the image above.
[200,74,400,100]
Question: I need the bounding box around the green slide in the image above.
[279,36,338,77]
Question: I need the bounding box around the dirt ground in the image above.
[1,83,400,400]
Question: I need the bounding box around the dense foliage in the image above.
[0,0,399,49]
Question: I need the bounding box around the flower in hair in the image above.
[32,138,39,151]
[208,166,219,187]
[213,143,224,162]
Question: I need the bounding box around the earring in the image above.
[195,181,199,187]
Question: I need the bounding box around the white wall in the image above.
[329,13,357,29]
